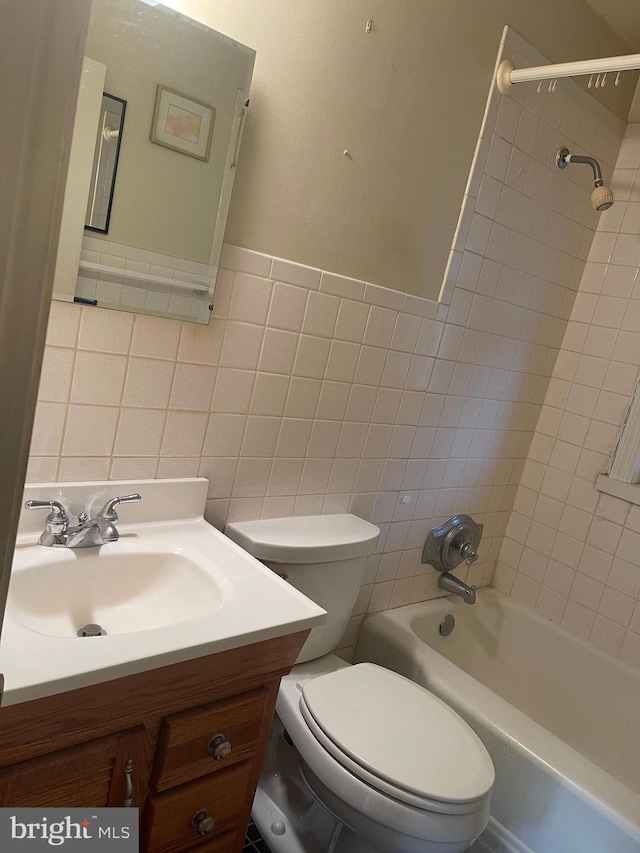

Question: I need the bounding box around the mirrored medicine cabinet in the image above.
[52,0,255,325]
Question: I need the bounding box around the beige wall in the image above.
[629,78,640,122]
[162,0,636,299]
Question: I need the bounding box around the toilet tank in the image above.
[225,515,379,663]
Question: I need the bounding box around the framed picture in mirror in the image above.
[150,85,215,162]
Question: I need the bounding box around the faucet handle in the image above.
[24,500,68,534]
[457,541,479,566]
[98,494,142,519]
[97,494,142,542]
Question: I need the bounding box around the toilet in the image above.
[225,514,494,853]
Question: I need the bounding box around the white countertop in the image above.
[0,478,326,706]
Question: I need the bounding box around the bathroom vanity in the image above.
[0,478,325,852]
[0,630,306,851]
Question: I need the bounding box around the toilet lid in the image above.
[225,514,379,563]
[300,663,494,806]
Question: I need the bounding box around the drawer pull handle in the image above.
[191,809,215,836]
[124,759,134,808]
[207,733,232,761]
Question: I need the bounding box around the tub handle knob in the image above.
[421,514,483,573]
[458,541,478,566]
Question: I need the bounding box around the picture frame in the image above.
[150,84,215,162]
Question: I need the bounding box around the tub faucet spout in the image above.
[438,571,476,604]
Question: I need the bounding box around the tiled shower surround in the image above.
[496,122,640,670]
[28,29,626,657]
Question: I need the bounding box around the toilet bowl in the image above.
[225,515,494,853]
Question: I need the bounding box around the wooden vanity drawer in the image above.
[153,688,268,791]
[143,761,252,852]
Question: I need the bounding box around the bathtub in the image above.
[354,588,640,853]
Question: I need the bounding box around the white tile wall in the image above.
[29,28,625,658]
[495,122,640,671]
[78,236,215,322]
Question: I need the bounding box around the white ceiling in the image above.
[583,0,640,50]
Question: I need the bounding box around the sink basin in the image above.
[8,544,226,638]
[1,477,326,706]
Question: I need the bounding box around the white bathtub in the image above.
[355,588,640,853]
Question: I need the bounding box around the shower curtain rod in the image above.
[496,53,640,94]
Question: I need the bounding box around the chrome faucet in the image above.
[438,572,477,604]
[422,514,483,606]
[65,514,105,548]
[25,494,142,548]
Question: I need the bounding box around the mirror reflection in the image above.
[85,93,126,234]
[53,0,254,324]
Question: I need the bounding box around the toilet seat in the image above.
[273,655,493,848]
[300,663,494,815]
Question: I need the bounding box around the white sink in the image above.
[2,478,326,706]
[8,543,227,638]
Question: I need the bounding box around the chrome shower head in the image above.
[556,147,614,211]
